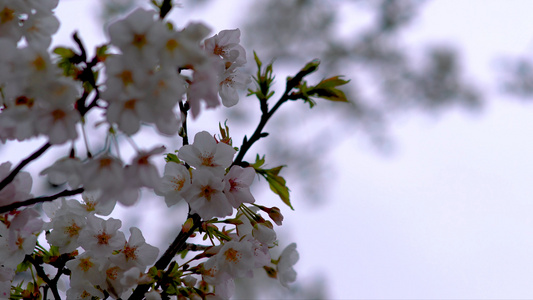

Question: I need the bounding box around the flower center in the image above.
[132,33,147,49]
[118,70,134,86]
[52,109,66,121]
[79,258,93,272]
[123,244,137,261]
[223,248,241,263]
[200,185,215,201]
[96,231,111,245]
[166,39,179,52]
[65,222,81,237]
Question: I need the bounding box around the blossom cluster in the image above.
[0,1,313,299]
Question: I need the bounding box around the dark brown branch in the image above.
[27,255,61,300]
[128,213,202,300]
[0,142,51,193]
[0,188,84,214]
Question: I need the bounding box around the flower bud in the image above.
[263,266,277,279]
[256,205,284,226]
[182,217,194,233]
[267,207,283,226]
[252,221,276,246]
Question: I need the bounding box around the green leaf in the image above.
[16,260,31,273]
[308,76,350,103]
[53,47,75,58]
[180,249,189,259]
[257,165,293,210]
[165,153,181,164]
[250,154,265,169]
[95,44,110,62]
[250,51,276,104]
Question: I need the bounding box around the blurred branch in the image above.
[499,57,533,98]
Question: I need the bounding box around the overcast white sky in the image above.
[8,0,533,299]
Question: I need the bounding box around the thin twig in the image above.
[0,142,51,192]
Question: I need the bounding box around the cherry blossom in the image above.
[277,243,299,287]
[223,166,256,208]
[22,10,60,49]
[65,253,105,287]
[156,161,192,207]
[0,2,309,297]
[218,66,251,107]
[106,8,165,66]
[46,212,86,254]
[110,227,159,270]
[178,131,236,177]
[182,169,233,220]
[78,215,125,256]
[158,22,210,68]
[40,156,83,188]
[204,29,246,66]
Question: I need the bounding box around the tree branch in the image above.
[0,188,84,214]
[128,213,202,300]
[27,255,61,300]
[0,142,51,193]
[233,88,295,166]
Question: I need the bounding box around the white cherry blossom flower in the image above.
[218,67,251,107]
[202,257,235,300]
[145,290,162,300]
[236,210,277,247]
[156,161,191,207]
[34,105,80,145]
[158,22,210,68]
[277,243,299,287]
[100,262,132,299]
[40,156,83,188]
[186,59,223,118]
[66,279,105,300]
[241,235,270,268]
[217,240,254,278]
[0,1,27,42]
[106,7,164,67]
[46,213,85,254]
[9,208,43,237]
[78,215,125,257]
[110,227,159,270]
[101,54,151,101]
[126,146,165,189]
[204,29,246,66]
[223,166,255,208]
[81,154,124,194]
[252,222,277,247]
[0,222,37,269]
[105,88,155,135]
[182,169,233,220]
[65,253,105,287]
[0,266,14,299]
[0,37,17,84]
[178,131,236,177]
[22,10,60,49]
